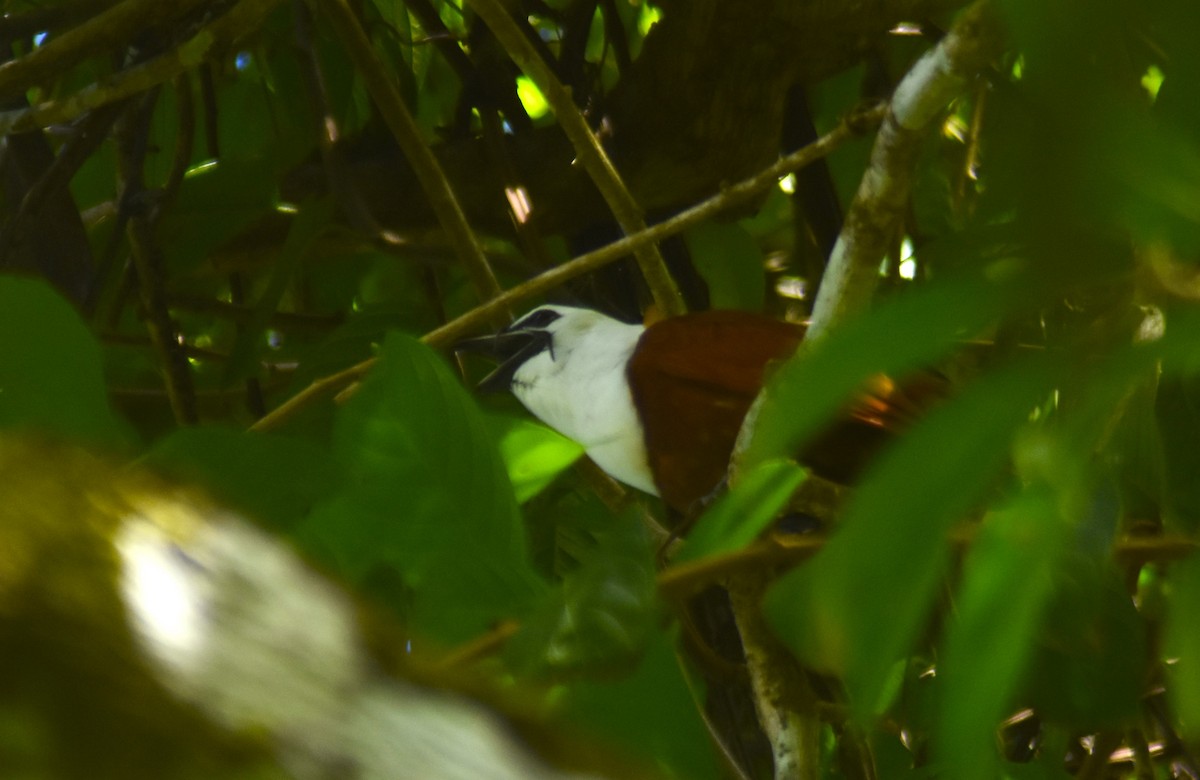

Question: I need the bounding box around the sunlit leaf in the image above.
[488,415,583,503]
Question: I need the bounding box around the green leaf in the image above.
[765,352,1057,718]
[685,221,766,311]
[936,488,1067,778]
[140,426,341,531]
[0,276,124,444]
[678,459,807,563]
[297,332,543,644]
[488,415,584,503]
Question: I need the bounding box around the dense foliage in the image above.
[2,0,1200,777]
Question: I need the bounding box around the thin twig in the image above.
[318,0,505,311]
[117,92,198,425]
[248,105,883,434]
[658,528,1198,605]
[464,0,686,317]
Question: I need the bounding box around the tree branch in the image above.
[808,0,1004,337]
[249,105,882,433]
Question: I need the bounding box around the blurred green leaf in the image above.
[297,332,543,644]
[936,488,1067,778]
[1156,374,1200,532]
[685,221,766,311]
[140,426,340,531]
[487,415,583,503]
[1167,554,1200,740]
[678,459,806,563]
[765,352,1056,718]
[743,272,1021,469]
[0,277,124,444]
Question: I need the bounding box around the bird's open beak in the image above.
[455,328,552,393]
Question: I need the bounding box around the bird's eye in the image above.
[514,308,562,330]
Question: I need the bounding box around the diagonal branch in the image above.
[249,104,883,434]
[464,0,686,317]
[318,0,504,311]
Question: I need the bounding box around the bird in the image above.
[457,305,943,513]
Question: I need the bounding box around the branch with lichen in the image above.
[808,0,1004,338]
[727,4,1006,778]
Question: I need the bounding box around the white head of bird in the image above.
[460,305,657,495]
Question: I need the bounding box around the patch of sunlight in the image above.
[184,159,219,178]
[1141,65,1164,103]
[638,3,663,37]
[516,76,549,119]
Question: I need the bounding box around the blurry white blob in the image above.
[115,496,597,780]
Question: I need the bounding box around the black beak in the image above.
[455,328,553,393]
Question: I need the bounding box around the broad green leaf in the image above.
[766,352,1057,718]
[298,332,542,644]
[678,459,807,563]
[685,221,766,311]
[140,426,340,531]
[0,277,124,444]
[488,415,583,503]
[936,488,1067,778]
